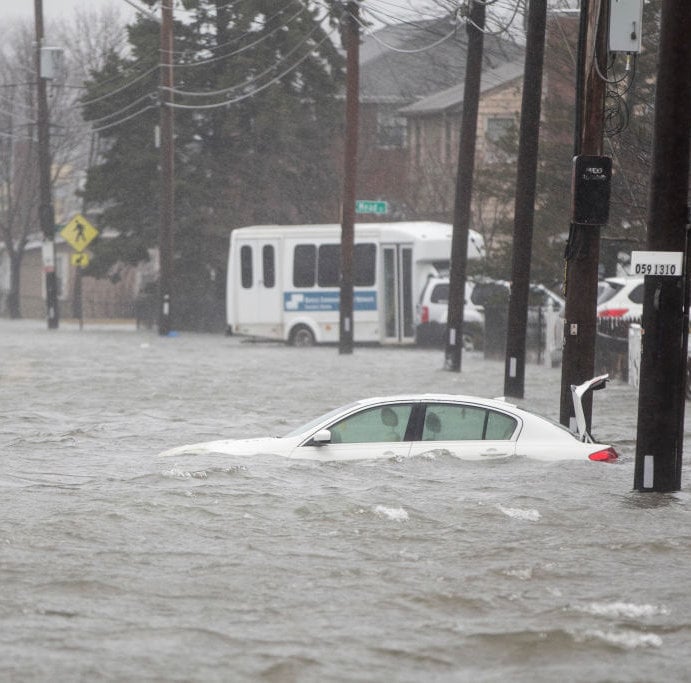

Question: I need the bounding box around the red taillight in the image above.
[598,308,629,318]
[588,447,618,462]
[421,305,430,324]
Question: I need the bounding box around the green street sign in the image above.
[355,200,388,215]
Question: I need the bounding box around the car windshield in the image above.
[282,401,361,438]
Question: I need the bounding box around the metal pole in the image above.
[34,0,59,329]
[339,1,360,355]
[503,0,547,398]
[158,0,174,336]
[559,0,608,430]
[444,0,485,372]
[634,0,691,492]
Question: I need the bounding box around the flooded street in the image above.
[2,318,690,682]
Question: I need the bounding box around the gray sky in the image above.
[10,0,140,22]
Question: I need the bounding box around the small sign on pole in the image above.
[60,214,99,252]
[631,251,683,277]
[355,200,388,215]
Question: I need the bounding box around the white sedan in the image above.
[160,377,618,464]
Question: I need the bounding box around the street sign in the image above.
[60,213,99,252]
[355,200,388,215]
[631,251,683,277]
[71,252,90,268]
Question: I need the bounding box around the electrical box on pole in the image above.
[571,155,612,225]
[609,0,643,53]
[40,47,64,79]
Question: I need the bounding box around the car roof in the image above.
[603,276,643,285]
[351,394,518,411]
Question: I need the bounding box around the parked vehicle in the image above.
[469,279,565,315]
[415,276,484,348]
[160,376,618,463]
[226,222,485,346]
[597,277,644,318]
[415,277,564,349]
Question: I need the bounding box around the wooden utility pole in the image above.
[444,0,485,372]
[158,0,174,336]
[634,0,691,492]
[559,0,608,429]
[339,1,360,355]
[34,0,59,329]
[503,0,547,398]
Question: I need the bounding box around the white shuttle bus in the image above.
[226,221,484,346]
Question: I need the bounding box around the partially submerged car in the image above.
[160,376,618,464]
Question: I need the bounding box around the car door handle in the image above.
[480,448,509,457]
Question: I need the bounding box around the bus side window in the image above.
[318,244,340,287]
[294,244,316,288]
[240,245,252,288]
[354,243,376,286]
[263,245,275,288]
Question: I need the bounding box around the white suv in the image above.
[415,276,484,348]
[597,277,644,319]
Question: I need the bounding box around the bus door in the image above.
[236,239,281,325]
[381,244,414,343]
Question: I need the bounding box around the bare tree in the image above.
[0,6,129,318]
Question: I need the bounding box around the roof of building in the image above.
[359,16,525,105]
[398,60,525,116]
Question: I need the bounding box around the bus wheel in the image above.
[290,325,316,347]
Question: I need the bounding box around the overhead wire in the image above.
[166,28,338,110]
[173,3,308,70]
[164,12,334,99]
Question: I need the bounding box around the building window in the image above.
[485,117,516,163]
[486,117,515,144]
[376,108,407,149]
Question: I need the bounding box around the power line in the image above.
[166,29,337,110]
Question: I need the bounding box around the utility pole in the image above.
[634,0,691,492]
[559,0,608,430]
[339,1,360,355]
[503,0,547,398]
[158,0,174,336]
[34,0,59,329]
[445,0,485,372]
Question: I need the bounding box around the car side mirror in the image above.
[310,429,332,445]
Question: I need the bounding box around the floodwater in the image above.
[1,318,690,682]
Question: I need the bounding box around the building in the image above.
[357,18,524,221]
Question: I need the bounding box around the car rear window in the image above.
[629,284,644,304]
[431,284,449,304]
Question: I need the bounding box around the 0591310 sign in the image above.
[630,250,683,277]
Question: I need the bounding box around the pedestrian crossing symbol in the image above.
[71,252,90,268]
[60,214,98,252]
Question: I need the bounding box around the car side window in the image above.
[485,410,518,439]
[328,404,413,444]
[422,404,517,441]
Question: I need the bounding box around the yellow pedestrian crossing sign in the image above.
[61,214,98,252]
[71,252,90,268]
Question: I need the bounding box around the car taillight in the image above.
[588,447,618,462]
[421,305,430,324]
[598,308,629,318]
